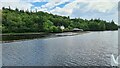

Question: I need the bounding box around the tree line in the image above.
[2,7,118,33]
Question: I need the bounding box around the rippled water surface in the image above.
[2,31,118,66]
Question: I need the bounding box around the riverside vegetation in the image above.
[2,7,118,33]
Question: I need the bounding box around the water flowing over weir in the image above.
[2,31,118,66]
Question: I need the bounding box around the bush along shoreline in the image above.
[2,7,118,33]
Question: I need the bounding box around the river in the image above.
[2,30,118,66]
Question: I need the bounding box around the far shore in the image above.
[1,29,118,36]
[1,30,118,43]
[1,31,86,36]
[1,31,89,43]
[1,32,47,36]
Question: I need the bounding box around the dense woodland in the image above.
[2,7,118,33]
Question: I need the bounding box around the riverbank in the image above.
[1,31,89,43]
[1,30,118,43]
[1,32,49,43]
[1,32,47,36]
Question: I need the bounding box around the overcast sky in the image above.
[0,0,119,24]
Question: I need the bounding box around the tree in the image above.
[20,10,24,13]
[2,7,5,10]
[111,20,115,24]
[15,8,19,11]
[98,22,106,31]
[50,26,58,32]
[43,20,53,32]
[2,7,118,33]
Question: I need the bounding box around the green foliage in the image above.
[50,26,62,33]
[2,7,118,33]
[98,22,106,31]
[43,20,53,32]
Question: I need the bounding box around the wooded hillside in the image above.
[2,7,118,33]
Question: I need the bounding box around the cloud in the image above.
[87,1,117,13]
[40,0,69,10]
[0,0,33,10]
[51,0,118,14]
[0,0,47,2]
[0,0,118,23]
[50,0,118,23]
[31,0,70,13]
[50,1,80,16]
[0,0,20,2]
[0,2,33,10]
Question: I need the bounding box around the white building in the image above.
[60,26,65,30]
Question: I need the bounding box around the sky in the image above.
[0,0,119,24]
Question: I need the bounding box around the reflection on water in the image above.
[2,31,118,66]
[2,32,87,43]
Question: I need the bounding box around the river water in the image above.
[2,31,118,66]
